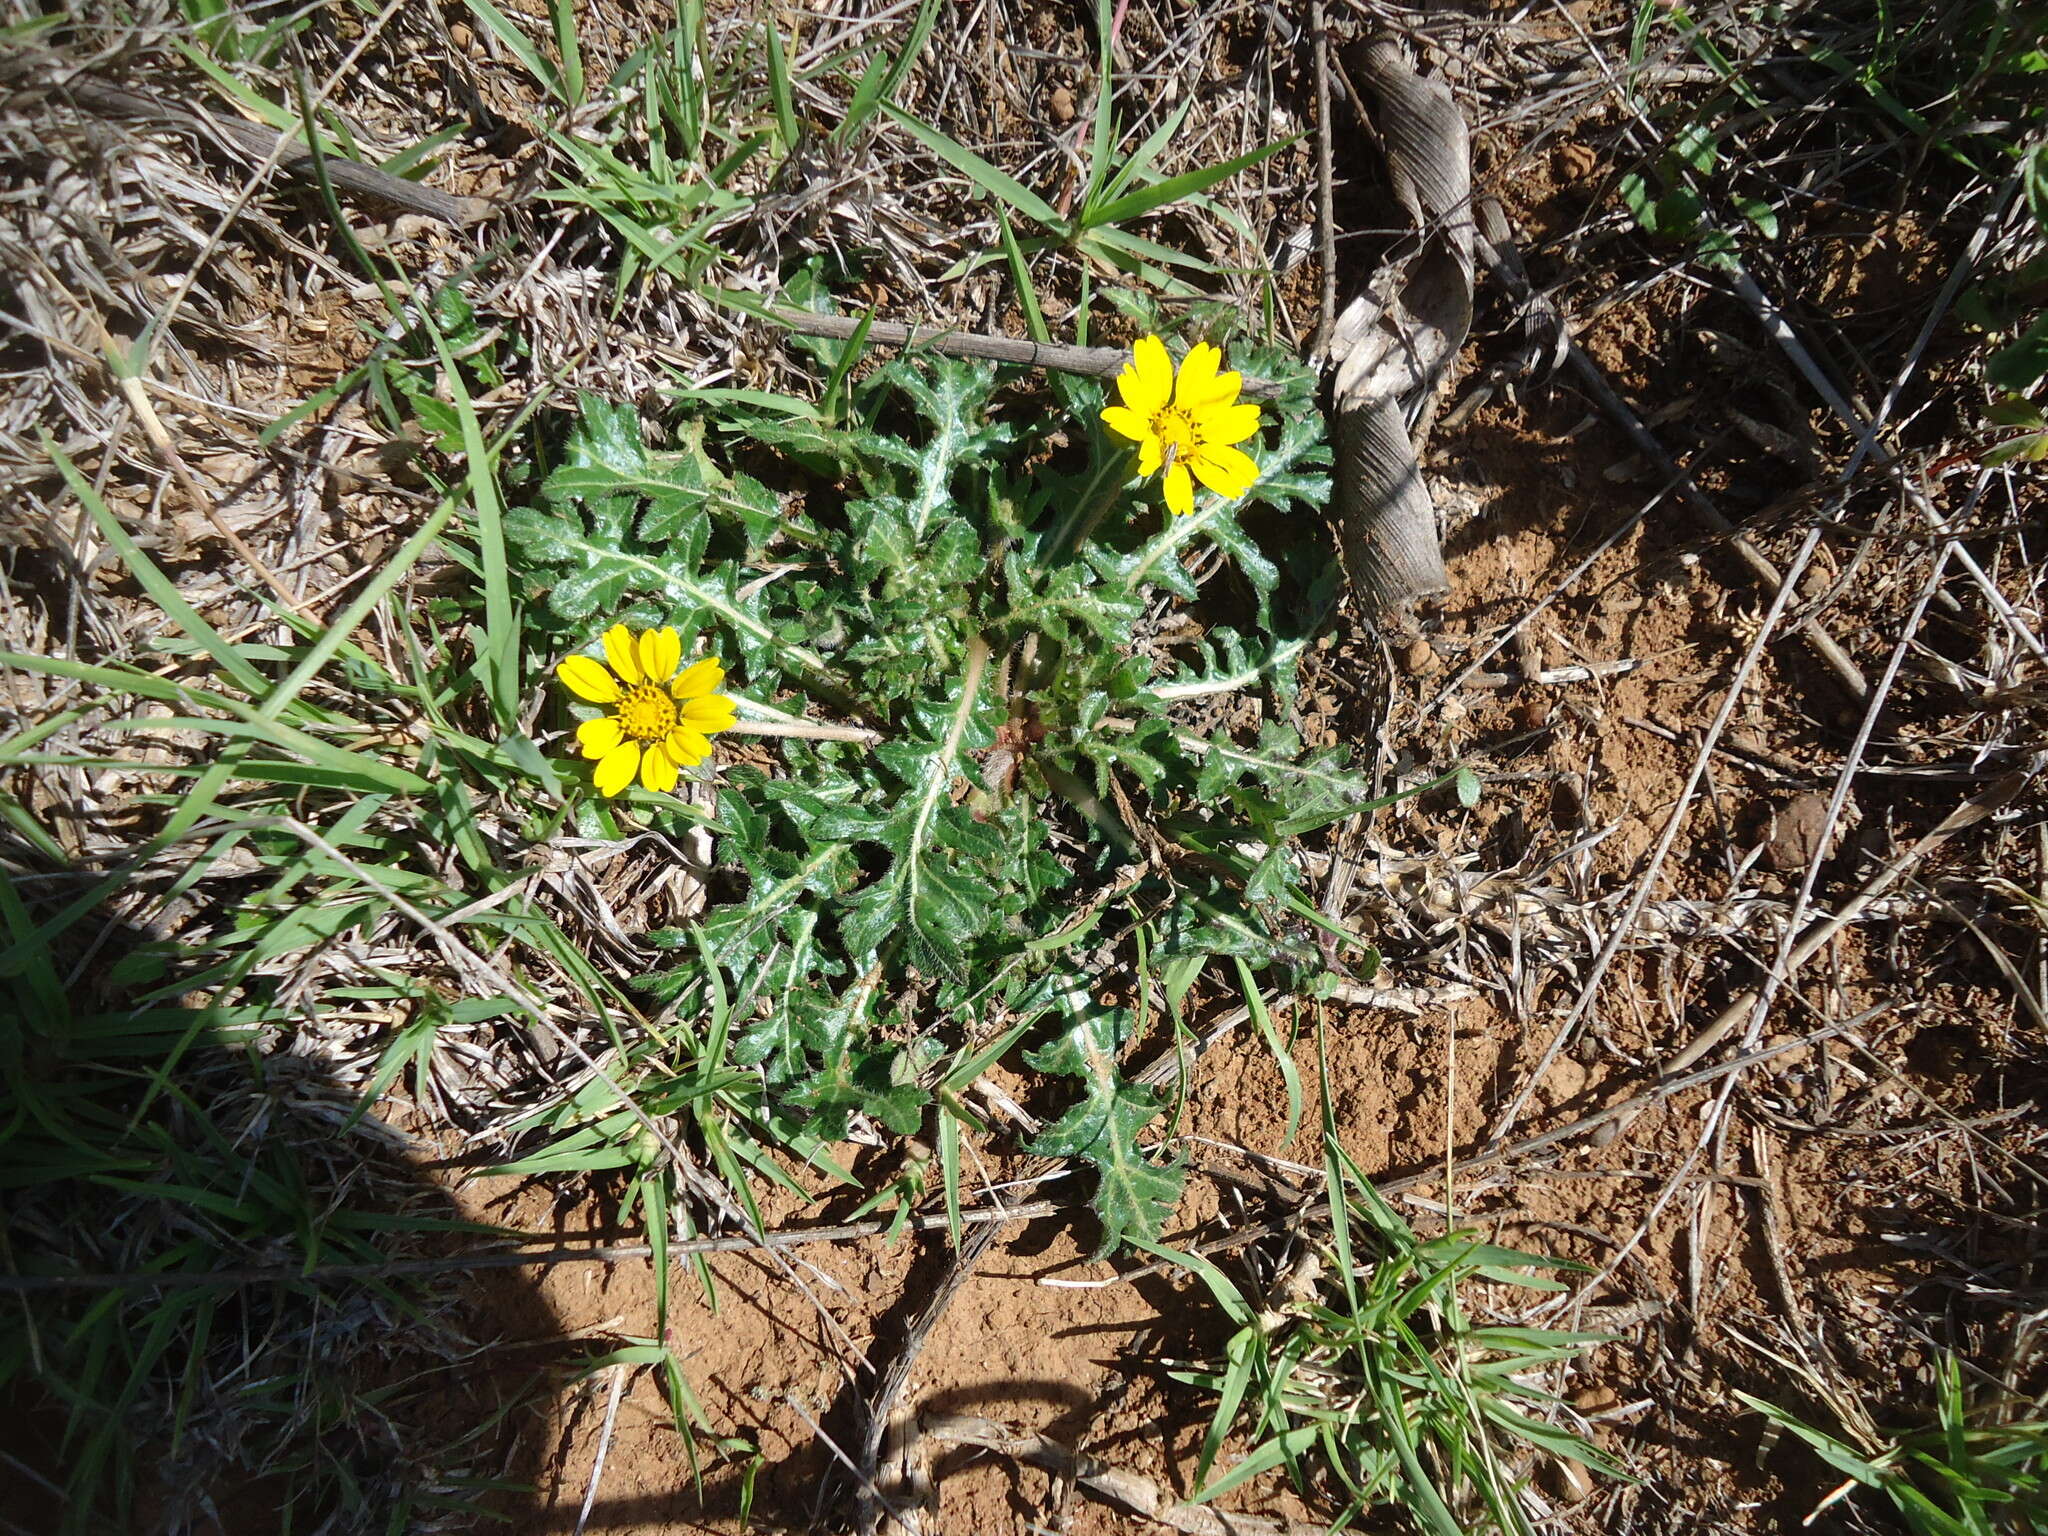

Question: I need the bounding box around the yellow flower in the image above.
[556,623,738,797]
[1100,335,1262,516]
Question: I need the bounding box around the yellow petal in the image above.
[639,625,681,683]
[670,655,726,700]
[1117,335,1173,415]
[1196,401,1263,448]
[639,741,680,793]
[680,693,738,732]
[1163,461,1195,516]
[667,728,713,766]
[602,624,643,685]
[1099,405,1151,445]
[557,655,621,703]
[1176,343,1241,409]
[1191,444,1259,499]
[576,716,625,759]
[1136,434,1163,477]
[592,740,641,797]
[1175,342,1218,406]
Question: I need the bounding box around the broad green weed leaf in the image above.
[1026,992,1182,1253]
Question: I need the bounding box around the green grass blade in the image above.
[0,861,67,1015]
[1085,135,1297,229]
[428,329,519,726]
[673,0,705,155]
[1094,98,1193,209]
[882,104,1061,225]
[547,0,583,104]
[764,13,798,151]
[255,500,455,723]
[997,207,1050,343]
[1078,223,1219,279]
[821,308,877,422]
[1191,1425,1319,1503]
[1234,957,1299,1145]
[460,0,564,100]
[937,1110,963,1249]
[839,0,938,142]
[95,717,428,794]
[1083,0,1115,205]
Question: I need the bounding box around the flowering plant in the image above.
[506,326,1366,1252]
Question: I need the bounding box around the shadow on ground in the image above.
[0,886,578,1532]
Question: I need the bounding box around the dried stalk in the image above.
[764,307,1283,397]
[55,75,493,227]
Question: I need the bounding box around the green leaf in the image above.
[1657,187,1705,237]
[835,667,1001,981]
[1619,170,1657,231]
[852,358,1012,553]
[778,1000,931,1139]
[505,398,842,692]
[540,398,786,549]
[1025,990,1182,1254]
[1671,121,1719,173]
[1698,224,1739,271]
[1984,430,2048,466]
[1735,194,1779,239]
[1989,312,2048,393]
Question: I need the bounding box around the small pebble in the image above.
[1553,143,1598,182]
[1572,1384,1620,1415]
[1541,1457,1593,1503]
[1398,636,1436,675]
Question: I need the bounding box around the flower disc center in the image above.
[617,684,678,743]
[1152,406,1198,456]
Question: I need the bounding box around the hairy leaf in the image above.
[1025,989,1183,1254]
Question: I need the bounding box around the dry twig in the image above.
[765,306,1284,396]
[923,1414,1326,1536]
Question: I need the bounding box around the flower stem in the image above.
[727,717,883,745]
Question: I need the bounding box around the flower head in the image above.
[556,623,738,796]
[1100,335,1262,516]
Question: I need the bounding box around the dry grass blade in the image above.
[57,74,492,227]
[769,306,1286,395]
